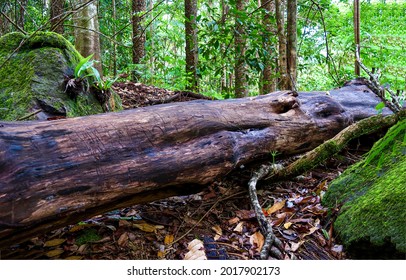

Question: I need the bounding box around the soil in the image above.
[1,82,365,260]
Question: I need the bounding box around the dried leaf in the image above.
[117,232,128,247]
[184,239,207,260]
[235,209,256,220]
[266,200,286,215]
[119,220,132,227]
[228,217,240,225]
[132,222,164,233]
[44,239,66,247]
[302,226,319,238]
[164,234,174,245]
[211,225,222,236]
[290,241,305,252]
[45,249,64,258]
[233,221,244,233]
[283,222,293,229]
[249,231,264,253]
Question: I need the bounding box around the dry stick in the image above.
[355,46,402,113]
[248,165,284,259]
[16,109,42,121]
[0,10,27,34]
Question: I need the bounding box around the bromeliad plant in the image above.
[65,54,118,111]
[64,54,100,101]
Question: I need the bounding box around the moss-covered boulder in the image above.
[323,118,406,259]
[0,32,120,120]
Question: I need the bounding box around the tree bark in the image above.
[50,0,65,34]
[0,79,392,248]
[286,0,297,90]
[185,0,199,92]
[132,0,146,81]
[260,0,276,94]
[234,0,248,98]
[73,0,103,75]
[275,0,289,90]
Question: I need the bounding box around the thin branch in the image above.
[0,10,27,34]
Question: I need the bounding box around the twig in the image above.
[0,10,27,34]
[355,46,402,113]
[16,109,42,121]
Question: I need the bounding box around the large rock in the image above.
[323,118,406,259]
[0,32,120,120]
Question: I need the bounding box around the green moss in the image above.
[0,31,108,120]
[75,228,101,245]
[323,119,406,258]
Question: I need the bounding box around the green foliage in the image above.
[74,54,100,80]
[2,0,406,97]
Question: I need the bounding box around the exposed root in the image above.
[248,164,284,259]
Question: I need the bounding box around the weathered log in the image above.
[0,79,391,248]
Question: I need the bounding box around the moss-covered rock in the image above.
[0,31,121,120]
[323,118,406,259]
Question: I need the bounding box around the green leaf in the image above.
[74,54,94,78]
[375,102,385,114]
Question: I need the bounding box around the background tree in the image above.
[185,0,198,92]
[132,0,146,81]
[260,0,276,94]
[275,0,289,90]
[235,0,248,98]
[50,0,65,34]
[286,0,297,90]
[73,0,103,74]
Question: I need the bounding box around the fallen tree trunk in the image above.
[0,79,392,248]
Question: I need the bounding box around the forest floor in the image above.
[1,82,372,260]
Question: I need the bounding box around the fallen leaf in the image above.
[46,249,64,258]
[211,225,222,236]
[249,231,264,253]
[266,200,286,215]
[117,232,128,247]
[228,217,240,225]
[283,222,292,229]
[44,239,66,247]
[164,234,174,245]
[184,239,207,260]
[132,222,164,233]
[235,209,256,220]
[290,241,305,252]
[302,226,319,237]
[233,222,244,233]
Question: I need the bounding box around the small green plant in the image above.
[92,76,118,91]
[74,54,100,80]
[270,150,280,164]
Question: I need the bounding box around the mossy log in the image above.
[0,79,393,248]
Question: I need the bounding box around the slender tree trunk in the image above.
[275,0,289,90]
[17,0,27,31]
[286,0,297,90]
[260,0,276,94]
[112,0,117,76]
[132,0,146,81]
[354,0,360,76]
[50,0,65,34]
[73,0,103,75]
[185,0,199,92]
[235,0,248,98]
